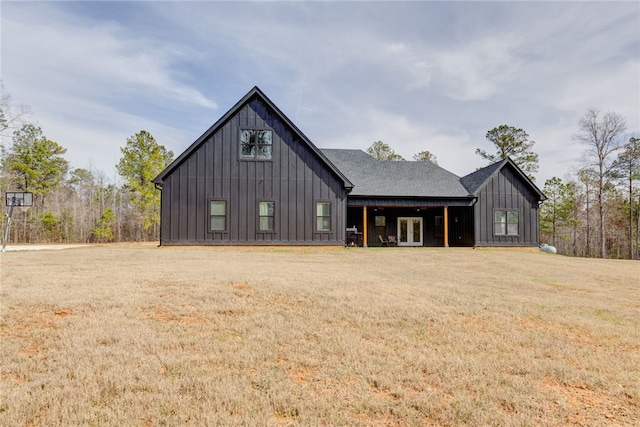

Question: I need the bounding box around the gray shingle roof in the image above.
[459,159,506,194]
[321,149,472,198]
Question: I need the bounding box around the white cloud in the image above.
[27,93,192,178]
[533,125,584,184]
[384,42,432,90]
[2,4,216,109]
[432,36,523,101]
[557,59,640,122]
[1,3,219,175]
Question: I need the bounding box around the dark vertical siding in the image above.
[448,206,474,247]
[474,166,540,246]
[160,96,347,245]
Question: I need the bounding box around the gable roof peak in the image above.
[153,86,352,189]
[460,156,546,200]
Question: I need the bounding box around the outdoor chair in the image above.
[379,235,397,247]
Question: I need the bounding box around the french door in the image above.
[397,217,423,246]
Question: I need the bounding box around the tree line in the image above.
[1,82,173,244]
[540,111,639,260]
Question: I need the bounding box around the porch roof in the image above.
[321,149,473,198]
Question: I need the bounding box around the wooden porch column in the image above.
[362,206,368,247]
[443,206,449,247]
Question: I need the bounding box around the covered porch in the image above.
[345,198,475,247]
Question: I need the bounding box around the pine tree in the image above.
[476,125,539,179]
[117,130,173,241]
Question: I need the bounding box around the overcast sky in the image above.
[2,1,638,185]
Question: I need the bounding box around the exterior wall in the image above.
[473,166,541,246]
[448,206,474,247]
[159,97,347,245]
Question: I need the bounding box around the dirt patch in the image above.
[542,379,629,424]
[17,346,40,356]
[289,366,315,384]
[179,314,205,324]
[54,309,72,318]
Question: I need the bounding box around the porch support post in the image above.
[362,206,368,247]
[443,206,449,248]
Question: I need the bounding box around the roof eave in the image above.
[348,194,476,200]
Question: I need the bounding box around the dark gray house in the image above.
[153,86,546,247]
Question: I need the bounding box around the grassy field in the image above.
[0,244,638,426]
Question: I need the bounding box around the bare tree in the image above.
[577,168,597,257]
[613,137,640,259]
[541,177,575,249]
[0,80,31,145]
[574,109,626,258]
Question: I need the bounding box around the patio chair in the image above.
[379,235,396,247]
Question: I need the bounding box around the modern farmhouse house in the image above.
[153,87,545,247]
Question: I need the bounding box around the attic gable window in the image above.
[241,129,272,160]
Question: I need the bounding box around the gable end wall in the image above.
[474,166,540,246]
[160,97,347,245]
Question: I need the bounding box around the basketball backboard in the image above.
[5,192,33,207]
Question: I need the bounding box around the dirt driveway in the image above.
[2,244,93,251]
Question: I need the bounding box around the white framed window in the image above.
[316,202,331,232]
[494,210,519,236]
[258,201,275,232]
[210,200,227,231]
[240,129,272,160]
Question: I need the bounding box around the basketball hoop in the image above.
[2,192,33,252]
[5,192,33,207]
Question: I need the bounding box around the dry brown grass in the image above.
[1,244,638,426]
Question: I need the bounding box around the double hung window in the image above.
[210,201,227,231]
[494,210,519,236]
[316,202,331,232]
[258,201,275,232]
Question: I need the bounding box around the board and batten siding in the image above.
[159,97,348,245]
[473,166,541,246]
